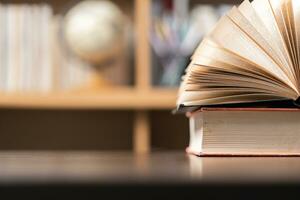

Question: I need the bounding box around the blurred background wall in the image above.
[0,0,242,153]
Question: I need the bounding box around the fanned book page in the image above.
[177,0,300,111]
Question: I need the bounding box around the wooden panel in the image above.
[135,0,151,90]
[0,109,133,150]
[0,88,177,109]
[0,0,135,16]
[150,110,189,150]
[133,111,150,153]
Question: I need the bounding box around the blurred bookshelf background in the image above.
[0,0,241,154]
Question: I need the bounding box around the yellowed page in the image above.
[239,0,295,79]
[190,58,294,95]
[252,0,295,75]
[269,0,297,74]
[230,9,297,90]
[179,90,255,103]
[188,69,290,96]
[292,0,300,82]
[209,15,296,91]
[182,93,288,107]
[192,38,285,84]
[284,0,298,69]
[186,64,295,98]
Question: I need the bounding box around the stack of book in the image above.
[177,0,300,156]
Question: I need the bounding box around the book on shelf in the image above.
[0,4,53,93]
[0,3,132,94]
[176,0,300,156]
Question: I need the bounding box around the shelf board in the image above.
[0,88,178,110]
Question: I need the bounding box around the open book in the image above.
[177,0,300,111]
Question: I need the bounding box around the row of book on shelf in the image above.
[0,4,129,94]
[0,2,232,93]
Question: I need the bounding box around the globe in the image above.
[64,0,124,63]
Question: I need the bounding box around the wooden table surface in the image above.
[0,151,299,185]
[0,151,299,199]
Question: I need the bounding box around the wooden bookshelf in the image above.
[0,0,176,154]
[134,0,152,154]
[0,88,177,110]
[0,0,189,154]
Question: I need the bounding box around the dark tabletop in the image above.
[0,151,299,199]
[0,151,298,184]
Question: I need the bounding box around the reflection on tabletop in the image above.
[0,152,298,184]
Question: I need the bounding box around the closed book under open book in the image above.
[187,108,300,156]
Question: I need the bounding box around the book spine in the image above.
[40,5,53,93]
[187,112,203,156]
[6,5,19,92]
[18,5,26,92]
[0,4,6,91]
[23,5,32,92]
